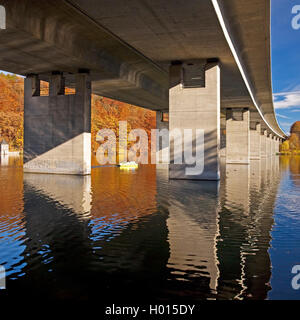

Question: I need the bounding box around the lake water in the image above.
[0,155,299,302]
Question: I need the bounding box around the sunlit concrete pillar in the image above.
[269,135,273,157]
[169,61,220,180]
[266,133,272,157]
[275,137,280,154]
[272,136,276,156]
[24,73,91,175]
[250,123,261,160]
[226,108,250,164]
[156,111,169,170]
[279,138,283,152]
[261,130,267,158]
[270,134,274,156]
[275,136,279,155]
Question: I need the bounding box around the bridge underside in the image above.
[0,0,285,178]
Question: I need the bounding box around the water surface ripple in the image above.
[0,156,299,301]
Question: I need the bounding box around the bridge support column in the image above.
[156,111,169,170]
[261,130,267,158]
[226,108,250,164]
[24,73,91,175]
[169,61,220,180]
[266,133,272,157]
[271,135,276,156]
[250,123,261,160]
[275,137,279,154]
[220,116,226,158]
[274,137,277,154]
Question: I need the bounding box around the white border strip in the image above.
[211,0,286,139]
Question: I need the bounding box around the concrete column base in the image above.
[24,73,91,175]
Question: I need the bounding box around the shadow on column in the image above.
[23,73,91,175]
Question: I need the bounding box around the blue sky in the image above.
[272,0,300,133]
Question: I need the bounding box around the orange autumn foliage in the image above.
[0,73,24,151]
[0,73,156,153]
[280,121,300,154]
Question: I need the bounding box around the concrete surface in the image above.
[250,123,261,160]
[23,73,91,175]
[0,0,286,139]
[169,62,220,180]
[226,108,250,164]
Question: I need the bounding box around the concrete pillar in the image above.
[270,135,273,156]
[279,138,283,152]
[250,123,261,160]
[226,108,250,164]
[156,111,169,170]
[220,115,226,158]
[275,137,277,155]
[272,136,276,156]
[266,133,272,157]
[275,137,280,154]
[24,73,91,175]
[270,134,274,156]
[169,61,220,180]
[261,130,267,158]
[271,135,275,156]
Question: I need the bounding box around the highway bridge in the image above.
[0,0,286,179]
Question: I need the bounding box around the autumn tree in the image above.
[0,73,156,156]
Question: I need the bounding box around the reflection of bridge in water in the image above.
[0,156,283,302]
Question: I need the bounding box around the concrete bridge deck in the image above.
[0,0,285,137]
[0,0,286,178]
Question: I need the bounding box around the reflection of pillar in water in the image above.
[21,173,93,300]
[263,157,272,185]
[225,164,250,214]
[166,180,220,292]
[274,155,280,173]
[260,157,268,186]
[24,173,92,216]
[241,155,280,300]
[250,160,261,193]
[0,154,9,166]
[217,160,276,299]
